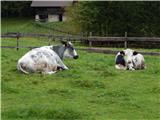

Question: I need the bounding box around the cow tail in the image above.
[17,62,29,74]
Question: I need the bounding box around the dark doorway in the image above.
[59,14,63,21]
[39,14,47,22]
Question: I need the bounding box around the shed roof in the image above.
[31,0,73,7]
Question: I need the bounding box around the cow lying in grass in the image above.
[115,49,146,70]
[17,41,79,74]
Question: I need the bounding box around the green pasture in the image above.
[1,47,160,120]
[1,18,160,120]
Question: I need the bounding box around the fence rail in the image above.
[1,32,160,49]
[1,32,83,50]
[87,36,160,48]
[1,46,160,56]
[88,37,160,42]
[78,48,160,56]
[1,32,82,39]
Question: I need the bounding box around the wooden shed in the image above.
[31,0,74,22]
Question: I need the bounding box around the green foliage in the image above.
[1,1,33,17]
[67,1,160,37]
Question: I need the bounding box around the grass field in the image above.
[1,18,76,35]
[1,18,160,120]
[2,48,160,120]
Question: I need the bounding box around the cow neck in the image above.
[52,45,66,60]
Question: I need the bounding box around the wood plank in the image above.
[77,48,160,56]
[87,37,160,42]
[1,46,160,56]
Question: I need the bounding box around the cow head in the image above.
[115,51,126,66]
[124,49,136,70]
[126,57,135,70]
[62,41,79,59]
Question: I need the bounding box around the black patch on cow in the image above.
[116,55,125,66]
[120,51,125,55]
[133,51,138,55]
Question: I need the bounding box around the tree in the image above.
[1,1,34,17]
[67,1,160,37]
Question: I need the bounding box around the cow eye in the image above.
[70,46,74,50]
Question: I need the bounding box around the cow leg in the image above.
[56,59,68,70]
[115,64,126,70]
[57,66,68,71]
[41,70,57,74]
[47,71,57,74]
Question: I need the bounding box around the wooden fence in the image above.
[1,32,82,39]
[87,36,160,48]
[1,32,83,50]
[1,32,160,50]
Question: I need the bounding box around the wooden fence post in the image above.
[89,32,92,37]
[106,25,108,37]
[16,33,20,51]
[68,32,70,41]
[80,32,83,44]
[89,32,92,47]
[89,41,92,47]
[124,32,127,48]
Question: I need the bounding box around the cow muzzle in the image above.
[73,55,79,59]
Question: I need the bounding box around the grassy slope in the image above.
[1,18,160,119]
[1,18,76,35]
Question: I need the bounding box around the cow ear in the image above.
[120,51,125,55]
[61,40,67,46]
[133,51,138,55]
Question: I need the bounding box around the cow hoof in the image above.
[47,71,57,74]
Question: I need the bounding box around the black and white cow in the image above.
[17,41,79,74]
[115,49,146,70]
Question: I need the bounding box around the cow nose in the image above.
[73,55,79,59]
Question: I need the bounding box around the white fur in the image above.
[115,64,126,70]
[17,46,68,74]
[132,53,146,70]
[63,49,78,58]
[63,49,72,58]
[73,49,78,56]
